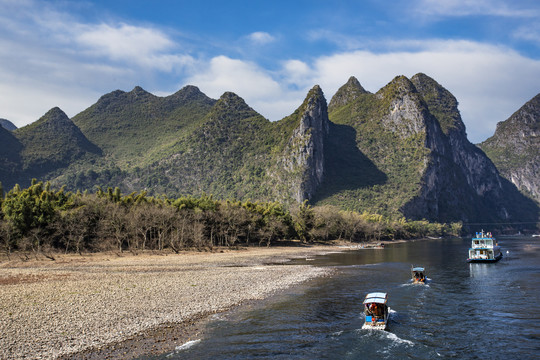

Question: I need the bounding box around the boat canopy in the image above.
[363,292,387,304]
[412,267,424,272]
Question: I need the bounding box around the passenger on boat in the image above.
[365,304,373,315]
[369,303,381,317]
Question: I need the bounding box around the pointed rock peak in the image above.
[389,75,416,90]
[492,92,540,135]
[131,85,146,93]
[296,85,329,131]
[219,91,248,105]
[377,75,418,100]
[345,76,367,92]
[170,85,212,102]
[129,86,153,97]
[329,76,368,111]
[308,84,324,97]
[411,73,448,96]
[42,107,70,122]
[213,91,258,117]
[410,73,464,135]
[177,85,202,96]
[302,85,327,109]
[411,72,436,84]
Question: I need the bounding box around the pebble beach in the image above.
[0,246,342,359]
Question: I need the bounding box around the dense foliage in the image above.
[0,181,462,258]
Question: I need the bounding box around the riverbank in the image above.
[0,244,358,359]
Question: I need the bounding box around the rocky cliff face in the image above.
[281,86,329,202]
[480,94,540,203]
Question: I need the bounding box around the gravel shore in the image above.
[0,246,344,359]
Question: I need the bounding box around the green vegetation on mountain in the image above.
[480,93,540,202]
[15,107,101,172]
[410,73,463,135]
[72,86,216,168]
[318,76,430,216]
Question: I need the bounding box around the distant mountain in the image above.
[0,126,22,182]
[4,107,101,188]
[72,85,216,167]
[322,73,537,223]
[120,85,329,205]
[0,77,537,226]
[0,118,17,131]
[479,94,540,203]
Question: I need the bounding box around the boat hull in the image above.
[362,322,388,330]
[467,253,503,263]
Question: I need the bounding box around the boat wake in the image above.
[384,332,415,346]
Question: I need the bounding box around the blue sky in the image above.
[1,0,539,143]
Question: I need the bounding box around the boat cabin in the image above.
[411,267,426,283]
[362,292,389,330]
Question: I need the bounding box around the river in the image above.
[142,236,540,359]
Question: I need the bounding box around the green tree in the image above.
[293,200,314,242]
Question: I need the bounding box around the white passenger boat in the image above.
[467,230,502,263]
[362,292,389,330]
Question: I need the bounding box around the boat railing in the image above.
[471,239,495,249]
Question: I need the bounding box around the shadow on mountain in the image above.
[0,128,23,188]
[497,177,539,227]
[312,123,387,202]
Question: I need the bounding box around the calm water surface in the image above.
[144,237,540,359]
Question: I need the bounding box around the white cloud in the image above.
[247,31,276,45]
[0,0,193,126]
[1,0,538,145]
[513,23,540,46]
[415,0,539,17]
[303,40,540,143]
[184,56,297,119]
[75,23,194,71]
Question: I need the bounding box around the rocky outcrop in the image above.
[480,93,540,203]
[282,85,329,202]
[0,118,17,131]
[408,74,537,221]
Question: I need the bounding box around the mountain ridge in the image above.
[0,76,537,226]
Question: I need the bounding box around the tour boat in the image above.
[411,266,426,284]
[362,292,389,330]
[467,230,502,263]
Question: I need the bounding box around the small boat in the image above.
[467,230,502,263]
[362,292,389,330]
[411,266,426,284]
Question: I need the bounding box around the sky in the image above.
[1,0,540,143]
